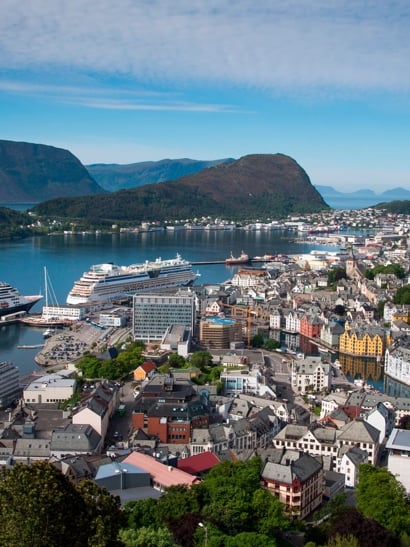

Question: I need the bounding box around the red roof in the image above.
[141,360,157,373]
[123,452,200,488]
[177,451,221,475]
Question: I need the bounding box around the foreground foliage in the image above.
[76,341,145,380]
[0,462,123,547]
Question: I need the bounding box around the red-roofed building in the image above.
[134,360,157,382]
[177,451,221,476]
[123,451,200,491]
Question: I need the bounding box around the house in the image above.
[291,356,331,394]
[320,392,349,419]
[72,381,120,439]
[337,446,368,488]
[50,423,102,458]
[133,360,157,382]
[300,314,324,339]
[261,449,324,519]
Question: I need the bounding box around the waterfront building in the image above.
[99,310,127,327]
[42,304,86,321]
[338,325,387,358]
[132,293,195,342]
[300,314,324,339]
[385,336,410,388]
[0,361,20,408]
[261,450,324,519]
[320,321,345,347]
[291,356,331,394]
[386,428,410,494]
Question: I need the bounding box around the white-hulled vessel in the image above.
[66,253,198,305]
[0,282,42,317]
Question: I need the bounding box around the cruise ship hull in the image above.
[0,294,43,317]
[66,254,198,305]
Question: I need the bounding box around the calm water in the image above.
[0,229,387,392]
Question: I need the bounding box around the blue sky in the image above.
[1,1,410,192]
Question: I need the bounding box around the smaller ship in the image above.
[0,282,42,318]
[225,251,250,265]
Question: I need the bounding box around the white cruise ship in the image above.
[0,282,42,317]
[66,254,197,305]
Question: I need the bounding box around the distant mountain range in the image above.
[1,139,409,213]
[314,185,410,210]
[33,153,329,222]
[87,158,234,192]
[0,139,104,202]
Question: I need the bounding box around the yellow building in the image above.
[339,326,388,358]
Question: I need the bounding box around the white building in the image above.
[0,361,20,408]
[386,428,410,494]
[320,392,348,420]
[221,368,275,398]
[385,337,410,388]
[23,373,76,404]
[160,325,191,357]
[42,305,86,321]
[99,310,126,327]
[338,446,368,488]
[291,356,332,394]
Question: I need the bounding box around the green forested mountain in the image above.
[0,139,105,203]
[375,200,410,214]
[87,157,234,191]
[33,153,329,223]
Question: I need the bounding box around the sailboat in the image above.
[20,267,64,327]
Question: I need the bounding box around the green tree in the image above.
[190,351,213,370]
[76,480,124,546]
[263,338,280,351]
[326,534,360,547]
[0,462,87,546]
[357,464,410,536]
[168,353,186,369]
[223,531,277,546]
[394,285,410,305]
[119,526,176,546]
[251,333,264,348]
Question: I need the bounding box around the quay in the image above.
[191,257,273,266]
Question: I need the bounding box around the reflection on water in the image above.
[271,330,385,392]
[338,353,384,391]
[384,374,410,399]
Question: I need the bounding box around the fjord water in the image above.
[0,229,384,392]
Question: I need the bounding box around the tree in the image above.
[0,462,124,547]
[251,333,264,348]
[76,480,125,546]
[0,462,88,546]
[263,338,280,351]
[119,526,176,546]
[190,351,213,370]
[356,464,410,537]
[394,285,410,305]
[168,353,186,369]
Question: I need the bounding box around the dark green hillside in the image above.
[375,200,410,214]
[33,153,329,222]
[0,139,105,203]
[87,157,234,191]
[0,207,34,238]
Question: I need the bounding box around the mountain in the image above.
[87,158,235,191]
[314,185,410,210]
[33,153,329,223]
[0,140,105,203]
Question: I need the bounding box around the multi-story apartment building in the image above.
[133,293,195,341]
[0,361,20,408]
[261,450,324,519]
[291,357,331,394]
[339,326,387,358]
[272,419,380,467]
[385,335,410,388]
[300,314,324,339]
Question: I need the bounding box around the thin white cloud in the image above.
[0,0,409,94]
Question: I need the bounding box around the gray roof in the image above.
[337,419,380,444]
[262,452,322,484]
[386,428,410,451]
[50,423,101,452]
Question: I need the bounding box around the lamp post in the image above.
[198,522,208,547]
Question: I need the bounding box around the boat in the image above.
[66,253,198,305]
[0,282,42,318]
[43,328,55,338]
[225,251,250,265]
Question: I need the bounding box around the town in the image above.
[2,206,410,545]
